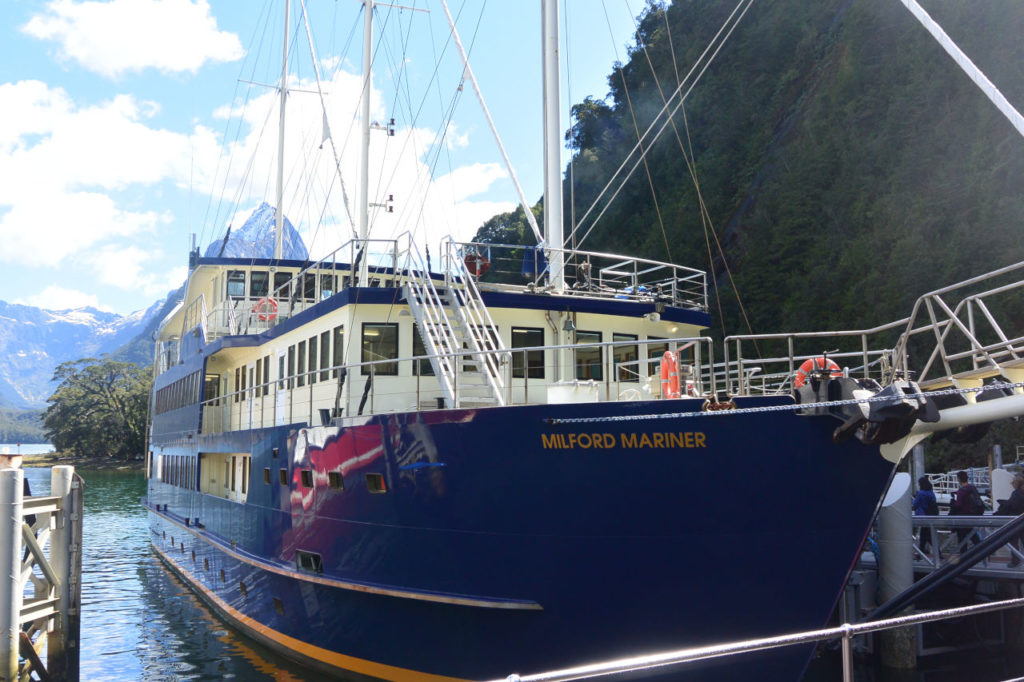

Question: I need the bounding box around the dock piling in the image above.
[0,469,23,682]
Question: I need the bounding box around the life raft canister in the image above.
[464,253,490,277]
[660,351,681,399]
[253,296,279,322]
[793,356,841,388]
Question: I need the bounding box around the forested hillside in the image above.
[479,0,1024,337]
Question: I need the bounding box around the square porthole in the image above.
[239,580,248,597]
[272,447,279,458]
[263,468,271,484]
[273,597,285,616]
[295,550,323,574]
[366,473,387,494]
[279,469,288,485]
[328,472,344,490]
[300,469,313,488]
[191,549,196,562]
[220,569,226,582]
[179,543,185,553]
[204,558,210,571]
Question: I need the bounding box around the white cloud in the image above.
[83,246,186,296]
[22,0,244,79]
[16,285,112,312]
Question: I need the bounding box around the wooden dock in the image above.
[0,467,82,682]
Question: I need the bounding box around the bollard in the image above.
[0,469,23,682]
[877,472,916,669]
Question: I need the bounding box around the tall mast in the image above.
[274,0,290,261]
[541,0,564,290]
[357,0,373,285]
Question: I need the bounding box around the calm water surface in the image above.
[15,461,1024,681]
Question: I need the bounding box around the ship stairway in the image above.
[401,238,507,408]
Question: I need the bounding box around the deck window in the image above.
[226,271,246,299]
[362,323,398,376]
[308,336,318,384]
[613,334,639,382]
[512,327,545,379]
[332,326,344,378]
[320,331,331,381]
[297,341,307,387]
[262,356,270,396]
[249,271,269,298]
[320,274,335,300]
[273,272,291,299]
[302,273,317,300]
[575,331,603,381]
[287,346,295,389]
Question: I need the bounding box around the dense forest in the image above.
[0,407,46,443]
[473,0,1024,470]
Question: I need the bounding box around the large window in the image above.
[575,331,602,381]
[320,274,335,301]
[412,325,435,376]
[613,333,639,382]
[512,327,544,378]
[273,272,291,299]
[302,273,317,300]
[332,326,344,378]
[297,341,307,387]
[287,345,296,389]
[227,271,246,299]
[249,271,269,298]
[320,330,331,381]
[362,323,398,376]
[308,336,318,384]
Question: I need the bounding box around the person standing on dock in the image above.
[912,476,938,553]
[950,470,984,551]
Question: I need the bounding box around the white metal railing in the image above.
[195,336,713,434]
[448,240,707,311]
[487,597,1024,682]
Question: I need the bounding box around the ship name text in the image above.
[541,431,706,450]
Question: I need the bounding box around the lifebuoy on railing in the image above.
[464,253,490,277]
[253,296,279,322]
[660,351,681,399]
[793,356,842,388]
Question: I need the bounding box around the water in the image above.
[1,443,55,455]
[14,461,1024,681]
[21,467,314,681]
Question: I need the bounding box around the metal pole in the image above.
[877,472,916,668]
[48,466,79,681]
[0,469,23,682]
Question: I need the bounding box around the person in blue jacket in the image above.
[912,476,938,554]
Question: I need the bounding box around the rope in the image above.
[545,381,1024,425]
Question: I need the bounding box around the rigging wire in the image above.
[569,0,755,250]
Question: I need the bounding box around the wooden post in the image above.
[0,469,24,682]
[48,467,80,682]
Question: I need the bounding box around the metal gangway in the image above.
[0,466,82,682]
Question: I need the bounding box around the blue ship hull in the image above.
[147,395,894,680]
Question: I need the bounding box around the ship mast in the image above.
[357,0,373,285]
[274,0,290,261]
[541,0,564,291]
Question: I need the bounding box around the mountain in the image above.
[0,298,168,409]
[204,201,309,260]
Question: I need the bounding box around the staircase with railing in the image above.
[401,237,507,408]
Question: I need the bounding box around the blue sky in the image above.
[0,0,645,316]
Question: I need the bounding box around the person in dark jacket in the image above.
[912,476,938,554]
[950,470,983,550]
[996,475,1024,567]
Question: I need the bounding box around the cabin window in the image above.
[512,327,545,378]
[279,469,288,485]
[613,334,639,382]
[262,356,270,396]
[320,274,335,300]
[273,272,291,299]
[263,468,271,484]
[302,273,317,300]
[575,331,603,381]
[412,325,434,376]
[249,271,269,298]
[328,471,344,490]
[366,473,388,494]
[297,341,307,387]
[362,323,398,376]
[255,361,262,396]
[234,368,240,403]
[226,271,246,299]
[332,326,344,378]
[240,365,247,402]
[300,469,313,488]
[296,550,323,574]
[287,346,296,389]
[278,355,286,390]
[320,331,331,381]
[308,336,318,384]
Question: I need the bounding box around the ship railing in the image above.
[888,260,1024,389]
[447,240,707,311]
[875,514,1024,574]
[197,336,714,434]
[487,597,1024,682]
[926,467,990,497]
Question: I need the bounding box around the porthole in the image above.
[366,473,387,494]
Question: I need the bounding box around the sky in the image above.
[0,0,647,316]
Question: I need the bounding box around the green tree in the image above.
[43,358,152,459]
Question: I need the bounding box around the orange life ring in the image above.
[794,357,841,388]
[253,296,278,322]
[464,253,490,277]
[660,351,681,399]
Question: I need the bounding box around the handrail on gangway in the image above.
[492,597,1024,682]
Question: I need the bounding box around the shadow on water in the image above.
[23,468,314,681]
